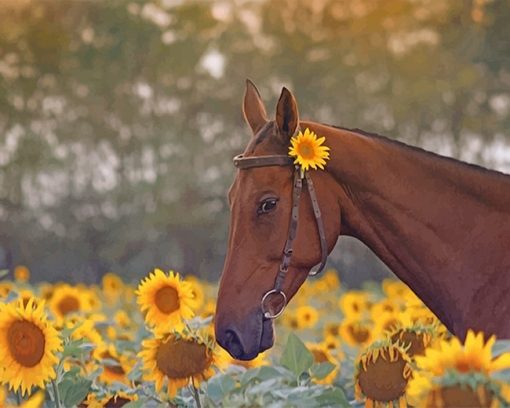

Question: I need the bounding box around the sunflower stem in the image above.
[191,380,202,408]
[51,379,62,408]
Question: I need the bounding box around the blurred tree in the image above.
[0,0,508,285]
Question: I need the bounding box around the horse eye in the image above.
[257,198,278,215]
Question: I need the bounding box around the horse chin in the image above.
[259,317,275,353]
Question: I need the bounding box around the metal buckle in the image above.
[261,289,287,319]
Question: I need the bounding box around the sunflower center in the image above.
[348,324,370,344]
[101,351,125,376]
[391,330,427,357]
[156,337,211,378]
[427,385,493,408]
[155,286,180,314]
[58,295,80,316]
[358,354,408,402]
[312,349,330,364]
[297,142,315,160]
[7,320,45,367]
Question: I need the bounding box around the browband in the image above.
[233,154,294,169]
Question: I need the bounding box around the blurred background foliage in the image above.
[0,0,509,284]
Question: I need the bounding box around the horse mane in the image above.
[324,123,510,183]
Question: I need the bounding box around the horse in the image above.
[215,80,510,360]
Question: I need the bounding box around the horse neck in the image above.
[303,121,510,337]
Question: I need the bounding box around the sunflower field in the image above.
[0,266,510,408]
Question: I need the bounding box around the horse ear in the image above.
[243,79,268,134]
[275,87,299,143]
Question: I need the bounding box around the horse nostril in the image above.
[224,329,244,359]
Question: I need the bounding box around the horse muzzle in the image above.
[215,308,274,360]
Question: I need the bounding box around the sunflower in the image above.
[355,340,413,408]
[415,330,510,378]
[114,310,131,329]
[371,311,401,337]
[200,300,216,319]
[295,305,319,329]
[387,324,437,358]
[93,343,132,385]
[407,330,510,407]
[14,265,30,282]
[66,316,104,348]
[340,317,374,347]
[49,284,91,321]
[0,298,62,396]
[102,272,124,303]
[322,268,341,290]
[136,269,195,334]
[139,332,221,398]
[370,299,399,320]
[339,291,371,318]
[307,342,340,385]
[288,128,330,173]
[17,289,40,309]
[186,275,205,310]
[0,282,13,298]
[323,322,341,338]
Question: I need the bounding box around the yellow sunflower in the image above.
[186,275,205,310]
[102,272,124,303]
[340,317,374,347]
[14,265,30,282]
[372,311,402,338]
[322,268,341,290]
[295,305,319,329]
[415,330,510,377]
[323,322,341,338]
[288,128,330,173]
[339,291,371,318]
[0,282,13,298]
[0,298,62,396]
[136,269,195,334]
[139,332,222,398]
[93,343,132,385]
[66,316,104,348]
[49,284,91,321]
[307,342,340,385]
[387,324,437,358]
[407,330,510,407]
[355,340,413,408]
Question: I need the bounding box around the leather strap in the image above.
[304,171,328,276]
[234,154,294,169]
[274,168,302,291]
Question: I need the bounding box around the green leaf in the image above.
[0,269,9,278]
[309,362,336,380]
[61,340,95,358]
[280,333,313,377]
[58,377,92,407]
[206,374,236,402]
[315,388,350,407]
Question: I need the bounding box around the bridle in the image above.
[232,148,329,320]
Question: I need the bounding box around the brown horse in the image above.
[215,80,510,360]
